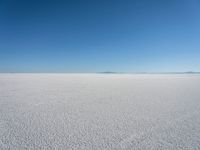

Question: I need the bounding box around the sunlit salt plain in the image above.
[0,74,200,150]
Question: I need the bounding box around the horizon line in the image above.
[0,71,200,74]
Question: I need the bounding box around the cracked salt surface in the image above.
[0,74,200,150]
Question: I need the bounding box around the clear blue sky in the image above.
[0,0,200,73]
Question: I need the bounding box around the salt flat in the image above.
[0,74,200,150]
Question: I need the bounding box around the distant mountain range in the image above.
[98,71,200,74]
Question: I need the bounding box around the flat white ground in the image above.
[0,74,200,150]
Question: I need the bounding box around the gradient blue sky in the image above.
[0,0,200,72]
